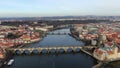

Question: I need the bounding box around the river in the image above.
[4,28,99,68]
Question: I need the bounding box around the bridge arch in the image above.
[32,49,39,54]
[24,50,31,55]
[15,50,22,55]
[58,48,65,53]
[67,48,73,53]
[41,49,48,54]
[49,49,56,54]
[75,48,81,52]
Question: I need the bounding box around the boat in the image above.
[7,59,14,66]
[4,61,7,65]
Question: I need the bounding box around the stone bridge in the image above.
[7,46,96,55]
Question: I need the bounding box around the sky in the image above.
[0,0,120,17]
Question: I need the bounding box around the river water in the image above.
[4,28,99,68]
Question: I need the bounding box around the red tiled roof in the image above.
[107,51,113,55]
[115,38,120,44]
[106,42,113,47]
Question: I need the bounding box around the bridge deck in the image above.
[8,46,96,50]
[8,46,82,51]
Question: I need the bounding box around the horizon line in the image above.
[1,15,120,18]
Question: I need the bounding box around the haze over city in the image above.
[0,0,120,17]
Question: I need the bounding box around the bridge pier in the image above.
[55,47,59,54]
[72,47,76,52]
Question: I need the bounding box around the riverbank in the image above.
[70,29,92,46]
[0,50,14,67]
[70,32,120,68]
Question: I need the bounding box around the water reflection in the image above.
[5,54,97,68]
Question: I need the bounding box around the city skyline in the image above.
[0,0,120,17]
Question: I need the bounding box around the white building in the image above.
[93,43,120,61]
[35,26,48,32]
